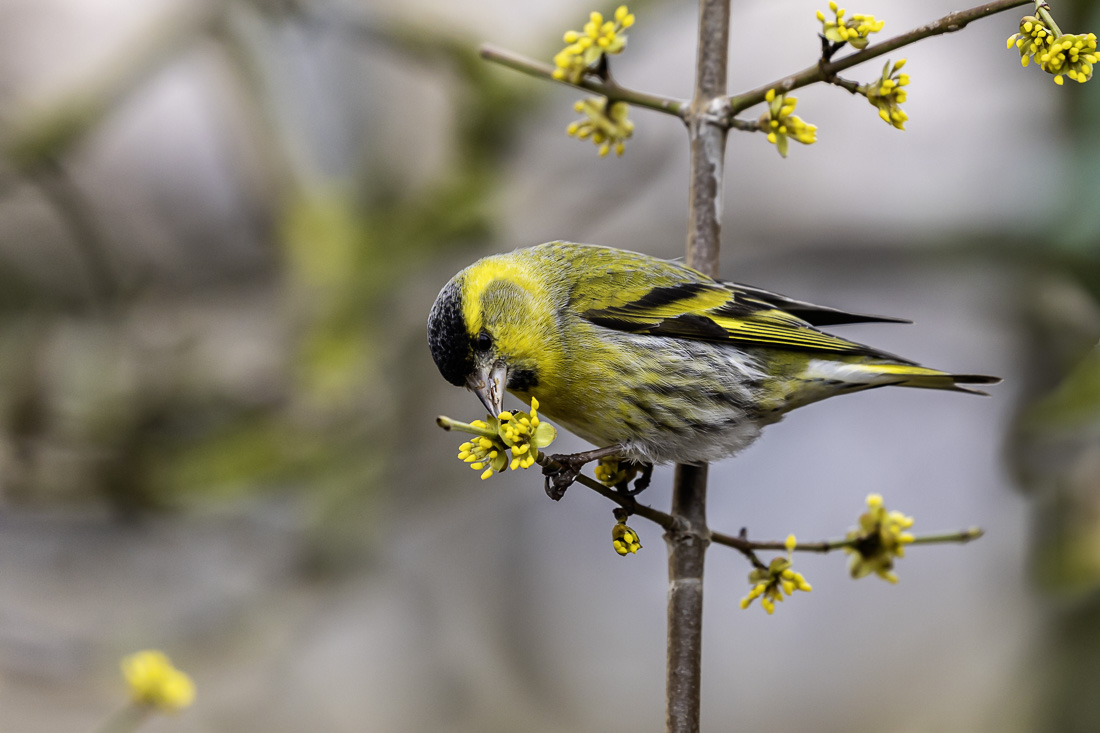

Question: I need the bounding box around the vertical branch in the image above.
[666,463,710,732]
[667,0,730,731]
[685,0,731,277]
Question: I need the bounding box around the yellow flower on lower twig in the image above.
[612,517,642,555]
[740,534,812,614]
[844,493,915,583]
[121,650,195,713]
[594,456,638,487]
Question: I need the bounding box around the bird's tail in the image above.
[846,363,1002,395]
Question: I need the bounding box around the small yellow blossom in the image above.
[758,89,817,158]
[817,1,884,50]
[567,97,635,157]
[844,493,916,583]
[497,397,557,470]
[594,456,638,487]
[740,535,812,614]
[1007,16,1054,68]
[444,398,556,479]
[1037,32,1098,85]
[860,59,909,130]
[553,6,635,83]
[457,420,509,480]
[120,650,195,713]
[612,517,642,555]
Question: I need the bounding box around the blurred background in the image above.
[0,0,1097,730]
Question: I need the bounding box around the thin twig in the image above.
[479,44,688,118]
[533,454,676,530]
[711,527,985,556]
[728,117,762,132]
[533,448,986,561]
[726,0,1032,116]
[823,74,862,94]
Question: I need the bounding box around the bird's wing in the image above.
[579,278,907,358]
[722,281,910,326]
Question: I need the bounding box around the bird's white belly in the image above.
[543,335,779,465]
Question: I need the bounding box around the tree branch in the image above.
[726,0,1032,117]
[711,527,985,560]
[728,117,763,132]
[533,454,676,531]
[666,1,730,731]
[444,421,986,565]
[478,44,688,118]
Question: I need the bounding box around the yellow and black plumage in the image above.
[427,242,999,465]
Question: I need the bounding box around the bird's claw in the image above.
[627,463,653,496]
[542,454,585,501]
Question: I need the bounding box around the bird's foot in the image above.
[627,462,653,497]
[610,462,652,508]
[542,456,583,501]
[541,445,624,501]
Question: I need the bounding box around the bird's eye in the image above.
[474,332,492,352]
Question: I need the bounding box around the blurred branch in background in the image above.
[29,160,120,307]
[3,0,230,172]
[1008,2,1100,719]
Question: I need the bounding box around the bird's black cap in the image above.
[427,279,474,386]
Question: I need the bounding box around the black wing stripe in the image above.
[646,313,729,339]
[724,282,911,326]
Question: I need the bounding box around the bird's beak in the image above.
[467,362,507,416]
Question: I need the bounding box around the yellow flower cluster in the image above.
[740,535,813,614]
[612,518,642,555]
[594,456,638,487]
[860,59,909,130]
[844,493,915,583]
[458,426,508,479]
[759,89,817,158]
[1038,32,1098,85]
[1007,16,1054,68]
[120,650,195,713]
[553,6,635,84]
[1007,15,1097,86]
[567,97,635,157]
[817,1,884,50]
[453,398,557,479]
[498,400,556,469]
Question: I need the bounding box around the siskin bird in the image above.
[427,241,999,466]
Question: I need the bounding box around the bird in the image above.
[427,241,999,469]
